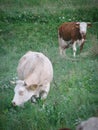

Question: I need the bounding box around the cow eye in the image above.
[19,91,24,96]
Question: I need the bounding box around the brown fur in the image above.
[58,22,85,42]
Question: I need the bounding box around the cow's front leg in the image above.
[80,40,85,52]
[31,95,39,103]
[72,41,77,57]
[39,83,50,100]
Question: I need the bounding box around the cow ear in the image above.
[87,22,92,27]
[10,80,16,85]
[24,73,39,88]
[24,75,38,90]
[76,22,80,28]
[16,80,24,85]
[27,84,38,91]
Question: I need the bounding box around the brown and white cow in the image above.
[12,51,53,106]
[58,22,92,57]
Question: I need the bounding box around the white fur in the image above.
[58,37,72,56]
[79,22,87,34]
[72,41,77,57]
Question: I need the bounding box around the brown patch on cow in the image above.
[58,22,82,41]
[27,84,38,91]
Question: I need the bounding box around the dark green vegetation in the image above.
[0,0,98,130]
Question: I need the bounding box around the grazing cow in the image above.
[58,22,92,57]
[76,117,98,130]
[12,51,53,106]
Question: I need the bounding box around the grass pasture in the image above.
[0,0,98,130]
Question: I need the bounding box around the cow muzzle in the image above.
[12,101,16,106]
[12,101,24,107]
[81,32,86,38]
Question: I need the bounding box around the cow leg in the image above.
[59,46,66,56]
[31,95,38,103]
[58,37,67,56]
[80,39,84,52]
[39,83,50,100]
[31,83,50,104]
[35,83,50,108]
[72,41,77,57]
[80,41,85,52]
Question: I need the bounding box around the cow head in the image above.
[12,80,38,106]
[76,22,92,37]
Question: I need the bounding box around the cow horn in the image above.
[87,22,92,27]
[10,81,16,85]
[15,80,25,85]
[76,22,80,25]
[87,22,91,24]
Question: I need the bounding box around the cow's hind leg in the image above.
[58,37,67,56]
[59,46,66,56]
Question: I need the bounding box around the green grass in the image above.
[0,0,98,130]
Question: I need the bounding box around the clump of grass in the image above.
[89,43,98,57]
[83,36,98,58]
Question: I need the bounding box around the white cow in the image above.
[12,51,53,106]
[76,117,98,130]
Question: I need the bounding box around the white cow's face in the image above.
[76,22,92,38]
[79,22,87,35]
[12,80,34,106]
